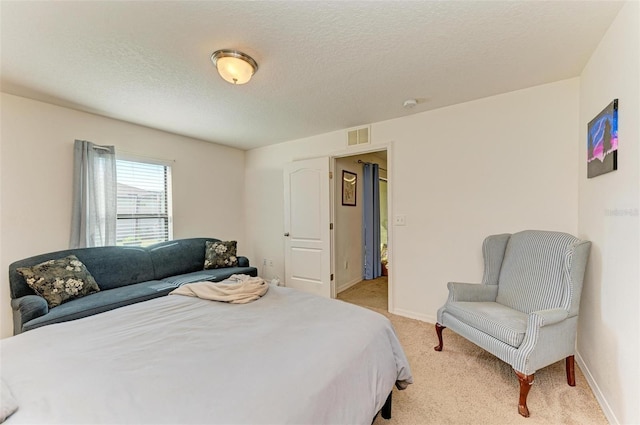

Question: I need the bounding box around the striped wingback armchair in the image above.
[434,230,591,417]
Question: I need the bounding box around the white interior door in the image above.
[283,157,332,298]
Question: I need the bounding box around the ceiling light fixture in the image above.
[210,49,258,85]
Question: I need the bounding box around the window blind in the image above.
[116,159,172,247]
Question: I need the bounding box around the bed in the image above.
[0,285,413,424]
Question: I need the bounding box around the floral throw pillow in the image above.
[204,241,238,269]
[17,255,100,308]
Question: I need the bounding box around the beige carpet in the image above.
[337,276,388,310]
[339,279,607,425]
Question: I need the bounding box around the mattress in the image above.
[0,285,412,424]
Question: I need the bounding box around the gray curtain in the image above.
[70,140,117,248]
[362,163,381,279]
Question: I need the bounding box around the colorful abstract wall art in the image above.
[587,99,618,178]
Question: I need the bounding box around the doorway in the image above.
[333,149,390,311]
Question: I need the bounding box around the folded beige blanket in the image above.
[169,274,268,304]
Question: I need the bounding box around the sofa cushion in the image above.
[17,255,100,308]
[80,247,155,290]
[9,246,155,298]
[148,238,217,279]
[22,280,171,332]
[204,241,238,269]
[445,301,528,348]
[161,266,259,287]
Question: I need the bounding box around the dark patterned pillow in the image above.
[17,255,100,308]
[204,241,238,269]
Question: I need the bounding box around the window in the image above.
[116,159,172,247]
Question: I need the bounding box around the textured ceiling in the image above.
[0,1,623,150]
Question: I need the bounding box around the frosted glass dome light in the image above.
[210,50,258,85]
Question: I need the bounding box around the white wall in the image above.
[576,2,640,424]
[0,93,247,338]
[245,78,580,321]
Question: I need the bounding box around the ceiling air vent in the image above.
[347,126,370,147]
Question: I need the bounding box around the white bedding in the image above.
[0,286,412,424]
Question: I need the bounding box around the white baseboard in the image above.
[336,277,362,294]
[390,308,436,324]
[575,350,618,425]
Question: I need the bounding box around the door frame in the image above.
[329,142,394,312]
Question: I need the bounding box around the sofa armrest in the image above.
[447,282,498,302]
[11,295,48,334]
[529,308,569,328]
[237,256,250,267]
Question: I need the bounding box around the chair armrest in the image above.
[447,282,498,302]
[516,308,573,374]
[528,308,569,328]
[237,256,250,267]
[11,295,48,333]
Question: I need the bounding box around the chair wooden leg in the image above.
[434,323,446,351]
[515,371,534,417]
[566,355,576,386]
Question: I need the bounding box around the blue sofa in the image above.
[9,238,257,335]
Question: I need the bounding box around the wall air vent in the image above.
[346,126,370,147]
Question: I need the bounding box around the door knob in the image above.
[284,232,290,237]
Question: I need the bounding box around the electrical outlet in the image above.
[394,215,407,226]
[269,259,274,267]
[263,258,267,266]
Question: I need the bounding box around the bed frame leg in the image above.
[381,391,392,419]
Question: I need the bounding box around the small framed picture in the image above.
[587,99,618,178]
[342,170,357,206]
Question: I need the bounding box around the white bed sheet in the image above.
[1,286,412,424]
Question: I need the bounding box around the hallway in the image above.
[337,276,388,310]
